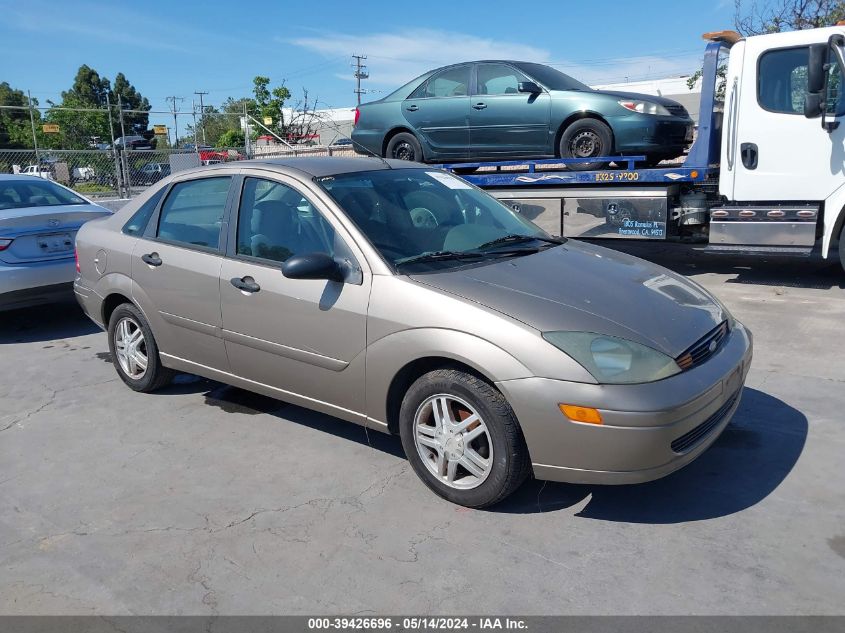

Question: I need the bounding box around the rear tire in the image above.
[107,303,173,393]
[399,369,530,508]
[559,119,613,171]
[385,132,423,162]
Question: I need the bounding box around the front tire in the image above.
[559,119,613,171]
[399,369,530,507]
[107,303,173,392]
[385,132,423,162]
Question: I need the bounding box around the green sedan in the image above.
[351,60,695,169]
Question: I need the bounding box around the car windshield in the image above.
[0,179,87,210]
[513,62,591,92]
[317,168,556,271]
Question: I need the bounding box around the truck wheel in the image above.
[559,119,613,171]
[839,223,845,273]
[386,132,423,162]
[399,369,531,508]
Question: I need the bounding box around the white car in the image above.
[18,165,53,179]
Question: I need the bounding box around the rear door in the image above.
[131,174,234,371]
[402,65,471,159]
[470,63,551,158]
[219,173,371,418]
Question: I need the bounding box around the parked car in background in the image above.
[114,135,157,150]
[352,60,694,169]
[0,175,110,311]
[330,137,353,147]
[136,163,171,185]
[74,157,751,507]
[18,165,53,179]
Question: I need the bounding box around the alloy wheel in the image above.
[114,316,148,379]
[413,394,493,490]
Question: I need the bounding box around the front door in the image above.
[131,174,233,371]
[470,63,551,158]
[219,175,371,419]
[402,65,471,160]
[728,36,845,202]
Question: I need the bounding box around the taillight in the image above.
[353,107,360,126]
[0,238,12,251]
[75,248,80,273]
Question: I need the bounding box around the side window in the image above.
[425,66,470,98]
[123,187,165,236]
[156,176,231,249]
[476,64,529,95]
[236,177,336,263]
[758,47,809,114]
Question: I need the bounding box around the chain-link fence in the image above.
[2,101,367,201]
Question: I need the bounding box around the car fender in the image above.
[364,327,532,426]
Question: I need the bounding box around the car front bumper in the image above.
[0,257,77,311]
[612,116,694,156]
[497,322,753,485]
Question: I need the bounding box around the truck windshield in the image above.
[513,62,591,92]
[317,169,553,271]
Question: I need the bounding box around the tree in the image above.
[0,82,38,149]
[111,72,151,135]
[734,0,845,34]
[688,0,845,96]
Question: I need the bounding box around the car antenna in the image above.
[323,116,392,169]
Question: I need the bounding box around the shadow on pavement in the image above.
[494,388,807,522]
[0,300,101,344]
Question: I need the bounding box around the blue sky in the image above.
[1,0,734,125]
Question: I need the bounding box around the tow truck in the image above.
[438,26,845,271]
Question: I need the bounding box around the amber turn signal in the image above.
[559,404,603,425]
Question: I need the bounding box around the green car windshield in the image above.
[317,169,552,270]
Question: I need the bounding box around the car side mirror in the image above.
[804,92,823,119]
[807,43,828,94]
[282,252,344,282]
[518,81,542,94]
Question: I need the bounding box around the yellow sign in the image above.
[42,124,60,134]
[153,125,167,135]
[263,116,273,125]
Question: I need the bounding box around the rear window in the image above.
[156,177,231,249]
[123,187,165,236]
[0,179,86,210]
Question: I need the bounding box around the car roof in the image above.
[191,156,419,178]
[0,174,54,182]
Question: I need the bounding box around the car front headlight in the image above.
[542,331,681,384]
[618,100,671,116]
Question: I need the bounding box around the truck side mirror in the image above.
[807,43,828,94]
[804,92,823,118]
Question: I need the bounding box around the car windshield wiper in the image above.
[394,250,488,267]
[476,234,566,251]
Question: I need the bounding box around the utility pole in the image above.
[165,96,184,148]
[26,90,39,160]
[352,54,368,105]
[194,91,208,145]
[118,95,129,197]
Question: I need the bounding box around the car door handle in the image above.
[141,252,162,267]
[473,102,487,110]
[740,142,758,170]
[230,276,260,293]
[405,104,419,112]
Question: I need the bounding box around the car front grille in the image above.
[671,391,739,454]
[676,321,729,371]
